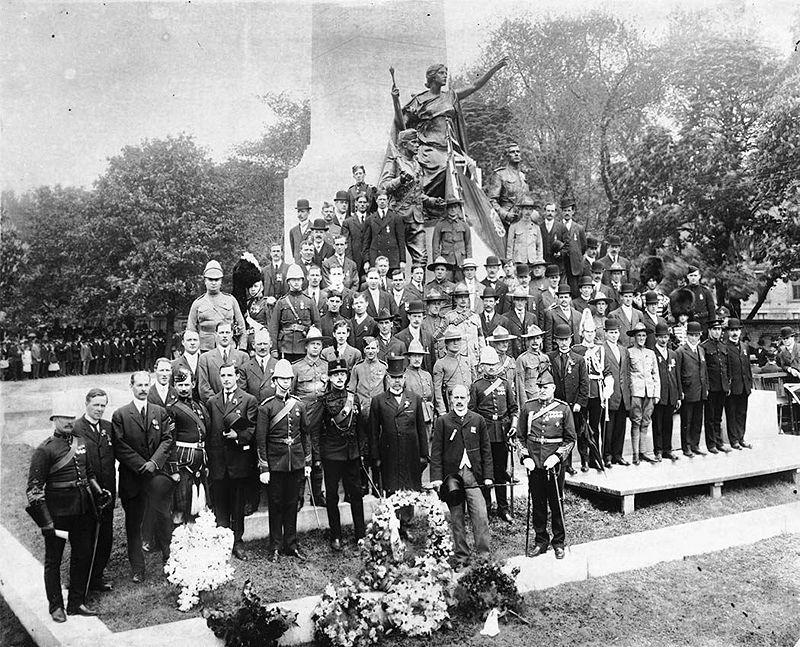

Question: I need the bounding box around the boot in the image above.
[632,452,640,465]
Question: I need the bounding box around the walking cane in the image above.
[84,518,102,600]
[508,441,516,516]
[524,478,531,557]
[548,464,568,554]
[306,474,322,530]
[360,457,383,500]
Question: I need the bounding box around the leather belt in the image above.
[176,441,204,449]
[47,479,87,490]
[531,437,563,444]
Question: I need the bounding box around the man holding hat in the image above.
[653,322,681,461]
[256,359,311,561]
[207,363,258,560]
[433,326,473,415]
[548,323,589,476]
[516,370,576,559]
[543,284,582,353]
[558,198,587,296]
[700,319,731,453]
[506,194,544,265]
[289,198,313,262]
[684,266,716,333]
[425,257,456,303]
[432,196,472,280]
[627,322,660,464]
[539,202,567,267]
[197,321,250,405]
[316,359,367,550]
[609,283,643,347]
[505,287,538,358]
[487,142,530,226]
[27,394,111,621]
[187,260,248,352]
[515,324,549,405]
[269,264,320,363]
[379,127,434,266]
[369,355,428,505]
[470,346,518,522]
[602,319,632,466]
[292,326,330,508]
[430,383,494,565]
[725,319,753,449]
[481,256,509,310]
[675,321,709,457]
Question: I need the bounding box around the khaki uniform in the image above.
[432,353,473,415]
[187,292,247,352]
[487,165,530,225]
[515,350,550,409]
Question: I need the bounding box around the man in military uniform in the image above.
[425,257,455,303]
[488,325,519,387]
[269,264,321,362]
[292,326,329,508]
[469,347,518,523]
[429,384,493,566]
[433,326,473,416]
[421,289,449,359]
[506,194,543,264]
[487,142,530,227]
[27,395,111,621]
[435,282,484,371]
[257,359,311,561]
[317,359,367,550]
[515,324,549,408]
[700,319,731,453]
[684,266,716,334]
[72,389,115,593]
[432,198,472,281]
[187,260,248,352]
[516,370,576,559]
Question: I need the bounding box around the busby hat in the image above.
[640,256,664,285]
[669,288,695,318]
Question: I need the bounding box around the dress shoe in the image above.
[632,455,640,466]
[232,543,248,561]
[132,572,144,583]
[285,548,306,561]
[528,544,548,557]
[51,608,67,623]
[565,465,577,476]
[267,549,280,563]
[497,509,513,524]
[731,443,742,450]
[89,580,113,592]
[663,452,679,461]
[707,447,719,454]
[683,450,694,457]
[640,453,656,463]
[554,546,565,560]
[580,465,590,473]
[718,445,732,453]
[604,458,613,468]
[615,457,630,466]
[66,604,97,617]
[692,447,707,456]
[330,538,343,552]
[740,442,753,449]
[652,453,662,463]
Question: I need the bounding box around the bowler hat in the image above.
[375,308,395,322]
[311,218,329,231]
[556,284,572,296]
[334,190,349,202]
[224,409,250,432]
[655,322,670,336]
[726,318,743,330]
[516,263,530,277]
[578,275,593,287]
[482,287,498,300]
[327,358,349,375]
[386,355,407,377]
[406,300,425,315]
[626,322,648,337]
[560,197,576,209]
[554,323,573,339]
[485,256,502,267]
[606,234,622,246]
[545,264,560,278]
[586,236,599,249]
[644,291,659,305]
[529,259,548,269]
[619,283,635,295]
[780,326,795,338]
[296,198,311,210]
[591,260,605,273]
[203,260,224,279]
[604,319,620,331]
[686,321,703,335]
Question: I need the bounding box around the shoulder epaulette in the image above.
[259,395,276,406]
[291,358,303,366]
[554,398,568,406]
[377,359,388,366]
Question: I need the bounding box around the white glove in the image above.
[259,472,271,485]
[543,454,559,470]
[429,480,443,489]
[304,465,312,478]
[523,458,535,472]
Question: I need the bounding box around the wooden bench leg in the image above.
[709,482,723,499]
[621,494,635,515]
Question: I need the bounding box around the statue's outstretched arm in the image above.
[457,57,508,101]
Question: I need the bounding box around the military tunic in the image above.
[515,350,550,408]
[432,217,472,268]
[268,291,320,359]
[432,353,473,415]
[403,365,435,430]
[167,397,209,520]
[187,292,247,352]
[436,308,483,371]
[348,358,388,424]
[487,165,530,225]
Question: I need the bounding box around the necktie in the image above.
[261,359,267,374]
[140,405,146,423]
[560,354,568,375]
[223,349,229,364]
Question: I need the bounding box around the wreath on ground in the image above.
[313,490,455,647]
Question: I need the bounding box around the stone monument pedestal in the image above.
[283,0,446,262]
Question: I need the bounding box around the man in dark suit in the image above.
[675,322,709,457]
[309,218,335,267]
[559,199,587,296]
[206,363,258,560]
[597,234,633,284]
[305,266,329,313]
[341,193,369,278]
[602,319,631,466]
[112,371,174,580]
[724,319,753,450]
[263,243,290,302]
[171,329,202,400]
[390,300,435,373]
[288,198,312,262]
[429,384,493,565]
[479,287,509,339]
[72,388,116,592]
[543,285,582,353]
[548,323,589,475]
[481,256,509,313]
[242,329,277,403]
[197,322,249,404]
[539,202,567,266]
[148,357,179,408]
[609,283,643,346]
[361,266,395,319]
[322,235,359,289]
[652,323,681,461]
[361,190,405,272]
[641,291,669,350]
[684,265,716,333]
[505,288,538,359]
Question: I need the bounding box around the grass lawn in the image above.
[0,594,36,647]
[2,441,798,633]
[387,533,800,647]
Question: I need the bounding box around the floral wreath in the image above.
[314,490,455,646]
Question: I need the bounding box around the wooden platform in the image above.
[565,434,800,514]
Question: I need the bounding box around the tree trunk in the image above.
[746,276,777,320]
[164,310,175,357]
